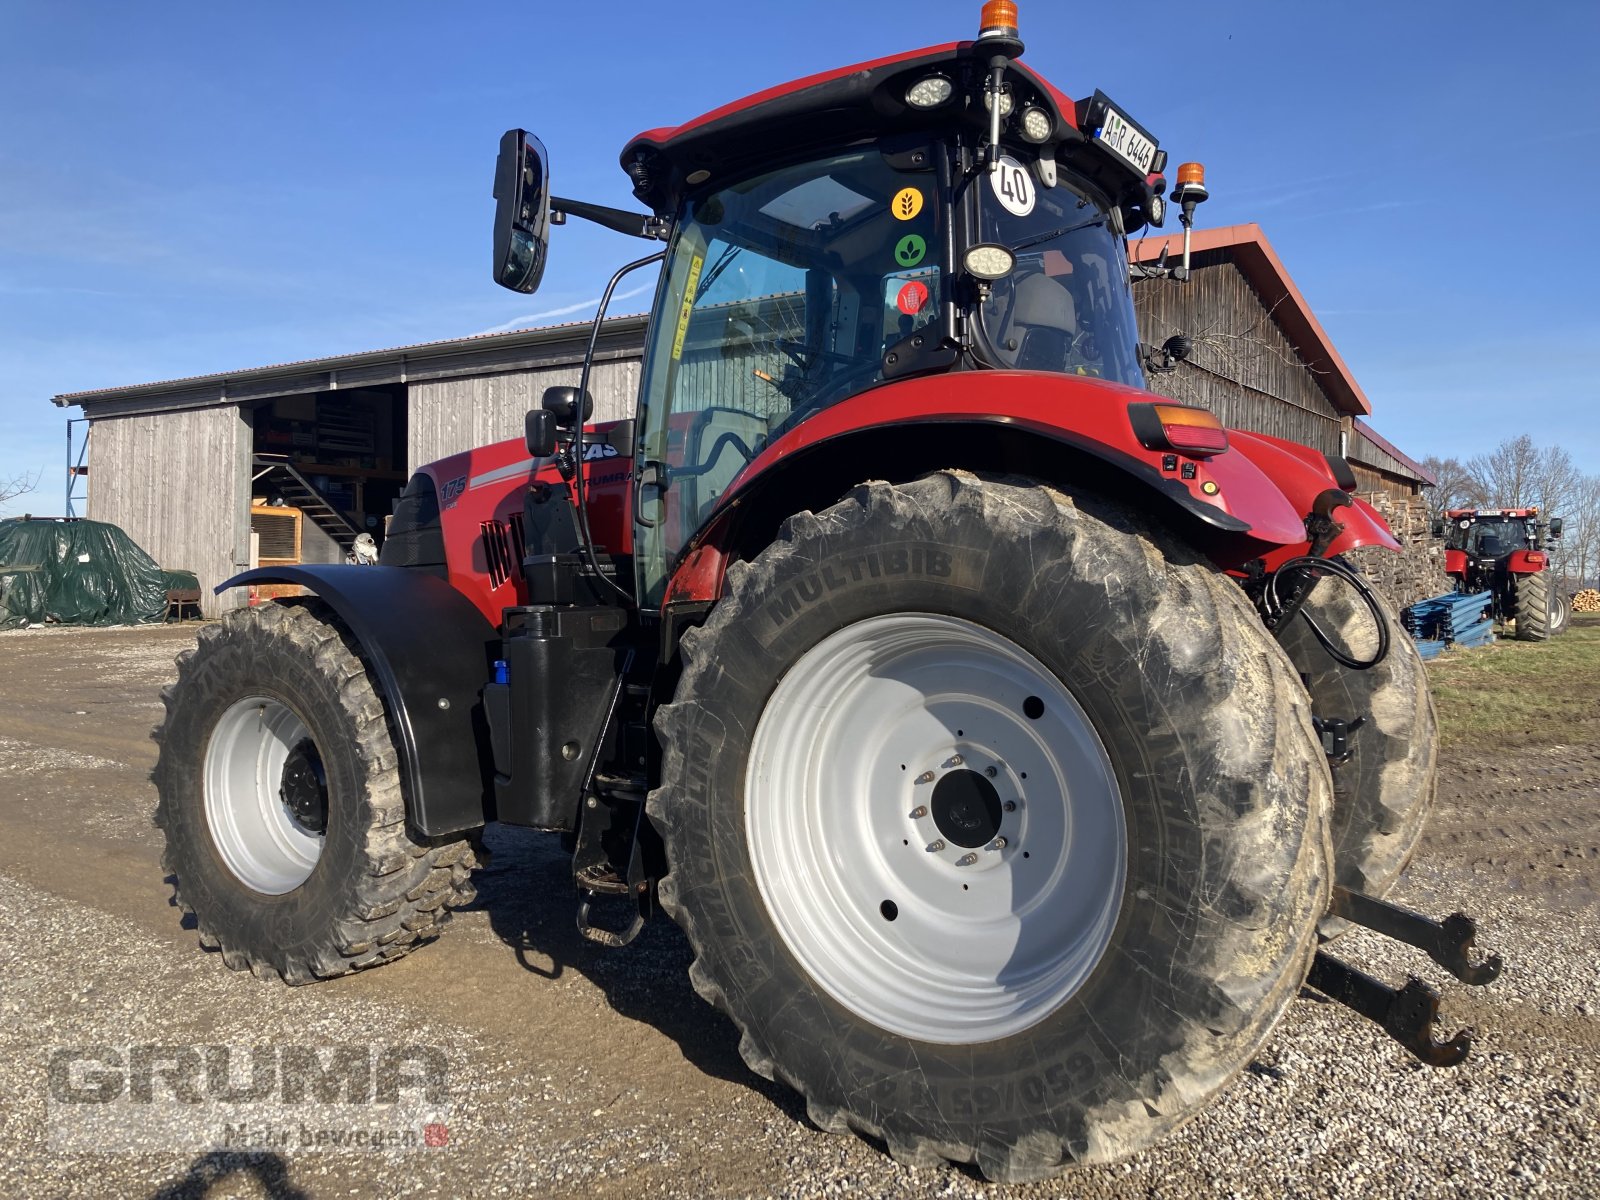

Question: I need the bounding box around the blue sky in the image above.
[3,1,1597,515]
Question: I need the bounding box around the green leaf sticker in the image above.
[894,234,927,268]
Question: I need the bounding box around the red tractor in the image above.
[1438,507,1569,639]
[153,4,1499,1180]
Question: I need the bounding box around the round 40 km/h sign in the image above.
[989,155,1036,217]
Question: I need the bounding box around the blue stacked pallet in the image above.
[1402,591,1494,653]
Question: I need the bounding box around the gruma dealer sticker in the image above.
[989,156,1035,217]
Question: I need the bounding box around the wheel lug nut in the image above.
[915,771,935,784]
[947,754,964,767]
[985,765,998,778]
[926,839,946,853]
[988,837,1007,850]
[1003,801,1017,813]
[909,805,928,819]
[956,853,978,866]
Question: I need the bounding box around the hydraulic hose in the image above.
[1264,555,1391,671]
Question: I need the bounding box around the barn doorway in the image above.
[249,385,409,565]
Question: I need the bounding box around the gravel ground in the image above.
[0,622,1595,1198]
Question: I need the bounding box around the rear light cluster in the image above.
[1528,552,1546,565]
[1128,402,1229,457]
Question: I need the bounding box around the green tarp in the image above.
[0,518,198,629]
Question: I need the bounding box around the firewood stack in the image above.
[1573,589,1600,613]
[1343,492,1454,613]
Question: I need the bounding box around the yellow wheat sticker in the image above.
[671,254,704,361]
[891,187,924,221]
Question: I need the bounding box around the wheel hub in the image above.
[279,739,328,835]
[930,767,1002,848]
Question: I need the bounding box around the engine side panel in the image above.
[411,423,635,626]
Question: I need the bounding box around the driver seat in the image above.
[989,272,1078,371]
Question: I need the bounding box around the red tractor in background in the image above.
[152,4,1501,1181]
[1438,507,1569,639]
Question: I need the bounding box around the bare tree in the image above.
[0,471,39,507]
[1552,473,1600,591]
[1419,455,1480,516]
[1467,435,1542,507]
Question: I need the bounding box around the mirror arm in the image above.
[551,196,671,242]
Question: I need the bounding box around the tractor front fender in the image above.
[217,565,499,837]
[1225,430,1401,567]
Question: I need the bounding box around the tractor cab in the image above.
[491,13,1188,605]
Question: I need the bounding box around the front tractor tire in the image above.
[651,472,1333,1181]
[1514,571,1553,641]
[152,601,480,984]
[1278,577,1437,909]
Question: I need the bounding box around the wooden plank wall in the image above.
[87,406,251,616]
[1134,257,1343,453]
[408,355,643,467]
[1351,462,1423,501]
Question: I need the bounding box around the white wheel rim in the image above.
[203,696,326,894]
[745,613,1126,1044]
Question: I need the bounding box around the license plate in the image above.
[1095,103,1157,175]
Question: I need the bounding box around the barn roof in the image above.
[52,314,650,416]
[1129,223,1372,418]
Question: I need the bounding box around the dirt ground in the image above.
[1,618,1596,1199]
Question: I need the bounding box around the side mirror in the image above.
[492,129,551,294]
[542,386,593,427]
[1430,519,1445,539]
[1161,334,1192,363]
[525,410,558,458]
[1549,517,1564,539]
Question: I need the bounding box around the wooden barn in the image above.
[1128,223,1431,499]
[52,223,1429,614]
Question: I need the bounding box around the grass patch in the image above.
[1425,612,1600,750]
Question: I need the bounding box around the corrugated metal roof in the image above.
[52,313,649,407]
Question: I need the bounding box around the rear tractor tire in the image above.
[651,472,1333,1181]
[152,601,480,984]
[1278,575,1437,920]
[1515,571,1553,642]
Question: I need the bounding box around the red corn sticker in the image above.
[896,280,929,315]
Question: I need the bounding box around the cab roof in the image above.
[619,41,1079,212]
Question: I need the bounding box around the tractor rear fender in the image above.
[1444,549,1468,577]
[216,565,499,838]
[1506,549,1547,574]
[1225,430,1401,568]
[663,372,1343,606]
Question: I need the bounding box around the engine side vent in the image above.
[508,512,526,568]
[481,520,515,590]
